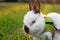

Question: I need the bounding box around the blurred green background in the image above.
[0,2,60,40]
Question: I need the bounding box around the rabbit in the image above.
[23,0,52,40]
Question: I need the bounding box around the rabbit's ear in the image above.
[29,0,34,10]
[29,0,40,13]
[34,0,40,13]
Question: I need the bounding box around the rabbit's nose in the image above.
[24,25,29,34]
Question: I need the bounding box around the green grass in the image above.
[0,3,60,40]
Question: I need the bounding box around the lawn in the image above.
[0,3,60,40]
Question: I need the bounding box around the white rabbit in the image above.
[23,0,52,40]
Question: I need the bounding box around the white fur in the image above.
[47,12,60,29]
[47,12,60,40]
[53,31,60,40]
[41,31,52,40]
[24,11,60,40]
[23,10,53,40]
[24,10,45,39]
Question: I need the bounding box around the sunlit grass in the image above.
[0,3,30,40]
[42,4,52,14]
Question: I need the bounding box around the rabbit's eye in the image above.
[30,20,35,26]
[32,20,35,24]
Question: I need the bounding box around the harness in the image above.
[42,17,60,37]
[43,17,55,37]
